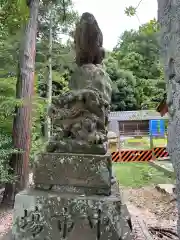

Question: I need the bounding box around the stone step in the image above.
[155,184,176,196]
[149,160,175,177]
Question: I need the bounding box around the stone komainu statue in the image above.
[45,12,112,155]
[74,12,105,66]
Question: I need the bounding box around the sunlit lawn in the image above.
[113,162,174,187]
[123,137,167,150]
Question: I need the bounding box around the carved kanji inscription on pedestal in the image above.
[17,206,45,239]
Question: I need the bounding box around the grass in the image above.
[153,137,167,147]
[113,162,175,188]
[122,137,167,150]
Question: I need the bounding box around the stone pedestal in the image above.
[12,189,132,240]
[11,152,132,240]
[33,153,111,196]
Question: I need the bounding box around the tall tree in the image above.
[37,1,77,138]
[3,0,40,204]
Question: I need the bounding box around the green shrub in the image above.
[0,132,15,183]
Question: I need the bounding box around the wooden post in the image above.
[150,133,155,160]
[118,131,122,161]
[118,121,122,161]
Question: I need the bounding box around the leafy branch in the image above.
[124,0,144,23]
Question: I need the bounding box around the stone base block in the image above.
[34,153,111,196]
[46,140,108,155]
[12,189,132,240]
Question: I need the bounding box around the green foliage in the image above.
[124,6,136,17]
[0,73,16,133]
[36,40,72,97]
[104,58,137,111]
[0,72,46,181]
[0,34,20,73]
[38,0,78,40]
[124,0,143,17]
[106,19,165,110]
[0,0,29,34]
[139,19,159,34]
[0,73,18,183]
[0,132,14,183]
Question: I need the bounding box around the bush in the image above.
[0,132,15,183]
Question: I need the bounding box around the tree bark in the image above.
[2,0,39,205]
[44,6,53,140]
[157,0,180,237]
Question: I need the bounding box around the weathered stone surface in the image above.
[12,189,132,240]
[157,0,180,237]
[33,153,111,195]
[46,65,112,155]
[156,184,176,195]
[74,12,104,66]
[46,139,108,155]
[69,64,112,103]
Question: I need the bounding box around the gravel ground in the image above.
[0,206,13,238]
[121,186,178,239]
[0,173,33,238]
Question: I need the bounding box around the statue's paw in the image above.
[88,132,105,144]
[96,132,106,144]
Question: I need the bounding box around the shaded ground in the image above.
[122,186,178,239]
[113,162,178,239]
[123,186,177,222]
[0,206,12,239]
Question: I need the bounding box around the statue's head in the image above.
[80,12,96,23]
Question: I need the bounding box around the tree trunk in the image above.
[44,7,53,140]
[157,0,180,237]
[2,0,39,205]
